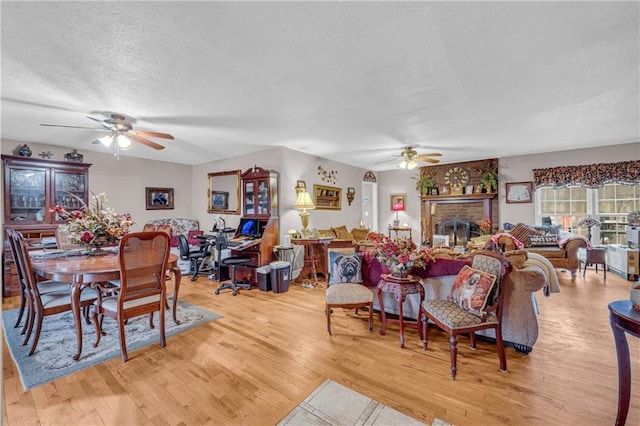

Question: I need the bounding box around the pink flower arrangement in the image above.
[364,233,433,277]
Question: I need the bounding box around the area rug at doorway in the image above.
[2,300,222,391]
[277,379,452,426]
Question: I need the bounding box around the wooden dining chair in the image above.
[8,228,97,355]
[92,231,171,362]
[142,223,156,232]
[6,228,72,332]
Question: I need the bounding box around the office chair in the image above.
[178,235,211,281]
[213,234,252,296]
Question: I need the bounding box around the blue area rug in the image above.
[2,300,222,391]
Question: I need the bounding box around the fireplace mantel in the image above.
[420,193,497,245]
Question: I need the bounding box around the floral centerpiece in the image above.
[50,192,133,254]
[363,233,433,278]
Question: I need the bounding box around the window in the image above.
[537,183,640,244]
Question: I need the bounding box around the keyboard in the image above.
[227,240,243,247]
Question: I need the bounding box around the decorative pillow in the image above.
[449,265,497,314]
[317,229,336,238]
[332,225,354,241]
[350,227,370,242]
[509,223,545,247]
[533,224,562,235]
[328,251,363,284]
[188,230,204,245]
[528,234,559,247]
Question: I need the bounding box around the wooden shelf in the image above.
[420,193,496,202]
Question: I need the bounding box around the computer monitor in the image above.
[237,218,259,237]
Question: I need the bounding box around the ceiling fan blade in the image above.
[417,153,442,158]
[86,115,119,131]
[130,130,174,140]
[40,123,107,131]
[130,135,165,150]
[420,158,441,164]
[374,158,397,165]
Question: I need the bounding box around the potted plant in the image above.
[415,174,437,196]
[480,171,498,193]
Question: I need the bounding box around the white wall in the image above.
[374,142,640,241]
[1,140,193,231]
[499,142,640,226]
[5,139,638,238]
[190,146,368,238]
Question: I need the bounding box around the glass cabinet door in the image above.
[244,181,255,215]
[52,171,87,211]
[8,167,47,223]
[257,180,269,215]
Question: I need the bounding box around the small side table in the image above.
[608,300,640,426]
[579,247,607,278]
[378,274,425,348]
[388,226,412,240]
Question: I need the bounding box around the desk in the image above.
[388,226,412,240]
[378,274,424,348]
[31,251,180,361]
[608,300,640,426]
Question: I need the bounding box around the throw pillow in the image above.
[328,251,363,284]
[332,225,354,241]
[449,265,497,314]
[350,227,370,242]
[509,223,545,247]
[317,229,336,238]
[187,230,204,245]
[528,234,559,247]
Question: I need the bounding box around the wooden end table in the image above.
[608,300,640,425]
[378,274,424,348]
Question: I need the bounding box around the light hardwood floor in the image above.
[3,267,639,425]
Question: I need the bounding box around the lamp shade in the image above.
[294,191,315,210]
[392,202,404,212]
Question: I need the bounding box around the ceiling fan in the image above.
[40,113,174,152]
[377,147,442,169]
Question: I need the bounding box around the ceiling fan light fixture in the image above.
[98,134,113,147]
[399,159,408,169]
[117,134,132,149]
[407,159,418,169]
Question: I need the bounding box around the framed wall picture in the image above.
[506,181,533,204]
[211,191,229,210]
[390,194,406,211]
[145,187,174,210]
[313,184,342,210]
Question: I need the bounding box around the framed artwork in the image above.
[145,187,174,210]
[430,187,439,196]
[390,194,406,210]
[296,180,306,190]
[313,184,342,210]
[506,181,533,204]
[211,191,229,210]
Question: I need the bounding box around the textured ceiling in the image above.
[1,1,638,170]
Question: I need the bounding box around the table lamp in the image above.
[392,202,403,227]
[294,190,315,230]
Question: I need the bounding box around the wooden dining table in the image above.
[30,250,181,361]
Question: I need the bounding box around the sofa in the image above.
[361,252,547,354]
[494,223,590,278]
[144,218,201,247]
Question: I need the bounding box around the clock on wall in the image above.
[444,166,470,187]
